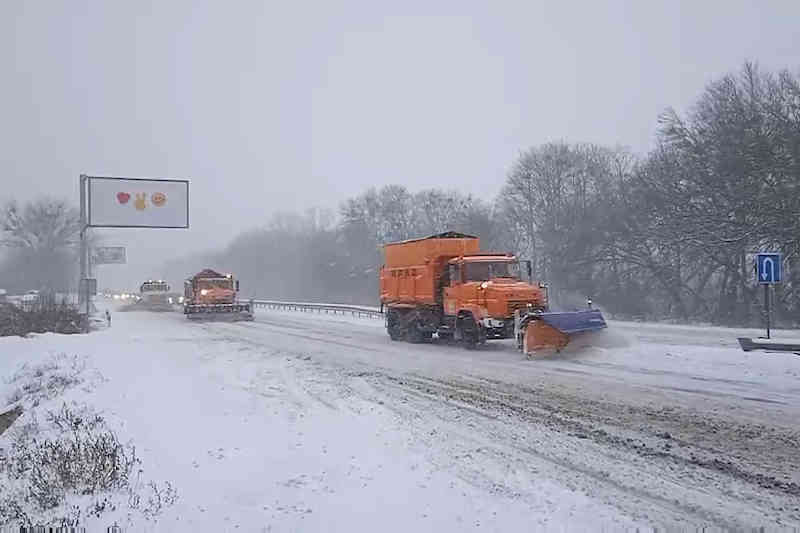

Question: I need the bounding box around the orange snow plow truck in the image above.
[184,269,254,321]
[379,232,606,354]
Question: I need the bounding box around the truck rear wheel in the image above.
[406,318,433,343]
[386,309,405,341]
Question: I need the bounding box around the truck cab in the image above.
[442,255,547,340]
[140,280,170,293]
[182,268,252,321]
[184,270,239,304]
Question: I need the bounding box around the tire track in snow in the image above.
[204,311,800,528]
[358,373,799,529]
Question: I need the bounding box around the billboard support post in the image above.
[79,174,90,328]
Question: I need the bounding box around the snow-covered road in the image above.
[213,310,800,528]
[2,306,799,530]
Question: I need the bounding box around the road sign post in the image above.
[755,253,782,339]
[764,284,770,339]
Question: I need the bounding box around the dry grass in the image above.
[0,403,177,528]
[0,303,82,337]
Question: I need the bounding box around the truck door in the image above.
[443,263,460,316]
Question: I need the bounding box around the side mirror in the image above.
[525,260,532,281]
[235,280,240,292]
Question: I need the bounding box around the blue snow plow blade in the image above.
[538,310,607,334]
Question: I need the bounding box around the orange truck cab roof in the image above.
[190,269,232,280]
[449,254,516,264]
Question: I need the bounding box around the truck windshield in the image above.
[463,261,519,281]
[141,283,168,292]
[198,279,233,289]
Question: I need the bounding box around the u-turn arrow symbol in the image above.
[762,257,774,281]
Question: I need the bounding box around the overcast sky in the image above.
[2,0,799,288]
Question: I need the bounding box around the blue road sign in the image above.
[756,253,782,284]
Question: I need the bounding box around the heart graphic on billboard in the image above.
[151,192,167,207]
[117,192,131,204]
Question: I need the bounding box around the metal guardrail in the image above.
[249,299,384,319]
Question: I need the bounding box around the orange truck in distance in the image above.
[379,232,607,353]
[184,269,254,321]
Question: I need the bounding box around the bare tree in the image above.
[0,198,81,293]
[153,62,800,324]
[649,62,800,323]
[498,142,633,302]
[1,198,80,251]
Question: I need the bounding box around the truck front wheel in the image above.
[457,314,481,349]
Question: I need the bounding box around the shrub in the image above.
[0,302,82,337]
[0,403,177,527]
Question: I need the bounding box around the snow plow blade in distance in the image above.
[737,337,800,355]
[184,303,254,322]
[128,301,174,312]
[515,309,607,355]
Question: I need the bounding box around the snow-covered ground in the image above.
[1,304,799,530]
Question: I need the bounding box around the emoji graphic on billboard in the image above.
[151,192,167,207]
[117,192,131,204]
[135,193,147,210]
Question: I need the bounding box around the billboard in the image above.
[88,177,189,228]
[92,246,127,265]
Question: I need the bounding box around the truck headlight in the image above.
[200,289,209,296]
[480,282,489,290]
